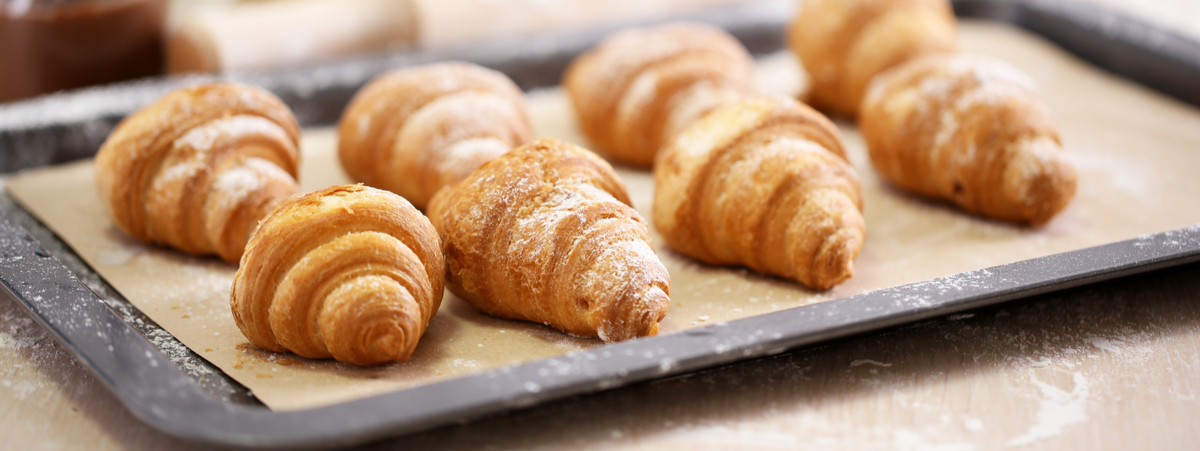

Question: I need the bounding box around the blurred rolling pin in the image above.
[167,0,415,73]
[167,0,754,73]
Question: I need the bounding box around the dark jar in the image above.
[0,0,166,103]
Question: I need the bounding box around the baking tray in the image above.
[2,0,1200,448]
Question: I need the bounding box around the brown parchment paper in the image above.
[6,21,1200,411]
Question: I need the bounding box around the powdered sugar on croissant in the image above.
[94,83,301,263]
[427,138,670,341]
[338,62,531,209]
[655,96,865,290]
[859,54,1076,225]
[564,22,754,167]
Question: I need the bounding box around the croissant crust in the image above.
[94,82,301,263]
[427,138,670,341]
[231,184,444,366]
[338,62,532,209]
[564,22,754,167]
[788,0,957,117]
[859,54,1077,225]
[654,96,865,290]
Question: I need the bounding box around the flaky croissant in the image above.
[563,22,754,168]
[788,0,957,117]
[338,62,532,209]
[94,83,301,263]
[231,185,444,366]
[654,96,865,290]
[859,54,1077,225]
[427,138,670,341]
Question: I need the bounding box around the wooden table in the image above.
[3,1,1199,449]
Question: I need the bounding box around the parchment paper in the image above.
[6,21,1200,411]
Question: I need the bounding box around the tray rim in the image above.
[2,0,1200,448]
[5,191,1200,448]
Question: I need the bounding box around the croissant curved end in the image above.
[1000,137,1078,226]
[232,185,442,366]
[807,216,866,291]
[611,285,670,341]
[319,276,420,366]
[777,187,865,291]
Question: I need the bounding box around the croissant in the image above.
[338,62,532,209]
[94,83,301,264]
[230,184,444,366]
[654,96,864,290]
[859,54,1077,225]
[427,138,670,341]
[787,0,957,117]
[563,22,755,168]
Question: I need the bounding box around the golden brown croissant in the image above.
[94,83,301,264]
[230,184,444,366]
[563,22,755,168]
[654,96,864,290]
[338,62,532,209]
[859,54,1077,225]
[787,0,957,117]
[427,138,670,341]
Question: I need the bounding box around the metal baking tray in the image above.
[2,0,1199,448]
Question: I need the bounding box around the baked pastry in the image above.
[231,184,444,366]
[338,62,532,209]
[427,138,670,341]
[787,0,957,117]
[563,22,754,168]
[94,83,301,264]
[859,54,1077,225]
[654,96,864,290]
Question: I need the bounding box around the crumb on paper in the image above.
[256,373,273,379]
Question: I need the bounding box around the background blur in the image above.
[3,0,1195,104]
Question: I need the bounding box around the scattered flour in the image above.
[1,378,41,399]
[95,243,144,267]
[850,359,893,368]
[1006,372,1089,447]
[145,329,213,378]
[1,312,52,400]
[451,358,479,369]
[0,331,33,350]
[1084,337,1125,355]
[964,417,984,432]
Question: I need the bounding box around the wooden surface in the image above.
[4,1,1200,450]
